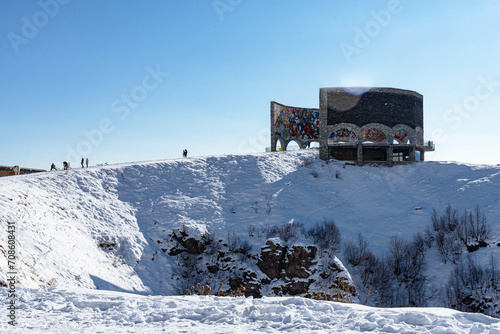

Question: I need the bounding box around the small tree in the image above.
[309,218,342,251]
[343,233,367,266]
[471,205,491,243]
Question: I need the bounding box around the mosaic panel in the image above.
[274,104,319,139]
[364,128,387,142]
[394,129,408,142]
[329,128,357,142]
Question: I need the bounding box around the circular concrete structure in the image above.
[271,87,434,164]
[322,87,422,129]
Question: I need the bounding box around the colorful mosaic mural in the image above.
[364,128,387,142]
[394,130,408,142]
[274,104,319,139]
[329,128,357,142]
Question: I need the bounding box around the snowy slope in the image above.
[1,150,499,294]
[1,149,500,331]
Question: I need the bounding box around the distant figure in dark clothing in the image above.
[63,161,68,170]
[183,149,188,158]
[85,158,89,168]
[81,158,84,168]
[50,163,57,171]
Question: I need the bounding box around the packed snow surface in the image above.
[6,287,500,333]
[1,150,500,332]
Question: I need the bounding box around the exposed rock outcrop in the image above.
[168,231,355,299]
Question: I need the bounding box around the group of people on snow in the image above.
[81,158,89,168]
[50,151,189,172]
[50,158,89,171]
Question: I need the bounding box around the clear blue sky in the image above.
[1,0,500,168]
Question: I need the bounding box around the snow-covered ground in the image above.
[5,287,500,333]
[1,149,500,332]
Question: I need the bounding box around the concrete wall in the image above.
[270,101,320,151]
[323,87,423,128]
[319,87,424,160]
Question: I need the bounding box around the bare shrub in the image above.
[237,239,253,260]
[344,241,358,266]
[470,205,491,243]
[360,233,427,308]
[262,221,304,243]
[179,253,200,280]
[359,250,379,283]
[456,211,469,246]
[227,232,240,252]
[201,231,214,246]
[388,235,408,277]
[226,232,252,259]
[250,202,258,214]
[442,255,498,315]
[424,226,434,248]
[444,204,459,232]
[263,225,280,239]
[436,229,461,264]
[247,224,256,236]
[279,221,302,242]
[343,233,368,266]
[430,204,491,260]
[204,232,221,256]
[412,232,427,254]
[308,218,342,252]
[304,278,354,303]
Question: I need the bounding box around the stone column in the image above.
[319,88,329,160]
[270,101,275,152]
[387,146,393,165]
[319,144,329,160]
[357,144,363,165]
[409,146,416,162]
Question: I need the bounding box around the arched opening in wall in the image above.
[308,141,320,149]
[276,140,283,151]
[286,140,301,151]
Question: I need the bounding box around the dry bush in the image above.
[308,218,342,252]
[184,282,247,297]
[304,278,354,303]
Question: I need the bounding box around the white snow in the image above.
[1,149,500,332]
[4,287,500,333]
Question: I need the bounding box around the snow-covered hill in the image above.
[1,149,500,331]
